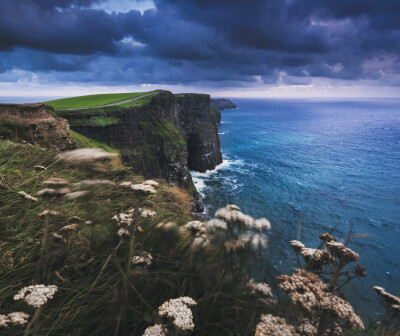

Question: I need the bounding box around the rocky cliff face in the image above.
[68,91,222,212]
[0,103,76,151]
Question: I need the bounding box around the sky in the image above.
[0,0,400,98]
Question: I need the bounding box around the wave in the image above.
[191,159,243,195]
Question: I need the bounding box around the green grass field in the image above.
[44,91,153,110]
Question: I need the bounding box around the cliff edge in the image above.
[57,91,222,212]
[211,98,237,110]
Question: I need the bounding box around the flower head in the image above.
[255,314,295,336]
[158,297,196,331]
[247,279,273,297]
[59,148,118,166]
[0,315,9,327]
[7,312,30,326]
[142,324,166,336]
[254,218,271,231]
[132,252,153,266]
[14,285,58,308]
[205,219,227,233]
[18,191,37,202]
[43,178,69,187]
[117,228,130,237]
[326,242,359,262]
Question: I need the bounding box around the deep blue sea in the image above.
[192,98,400,321]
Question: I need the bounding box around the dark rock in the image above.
[211,98,237,110]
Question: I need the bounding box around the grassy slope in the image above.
[55,93,159,119]
[69,129,120,153]
[44,92,152,110]
[0,140,197,335]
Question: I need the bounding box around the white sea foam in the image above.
[191,159,243,196]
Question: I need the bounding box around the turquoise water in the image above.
[193,98,400,320]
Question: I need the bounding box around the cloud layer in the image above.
[0,0,399,93]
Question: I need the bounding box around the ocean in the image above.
[192,98,400,320]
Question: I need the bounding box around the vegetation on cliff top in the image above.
[50,92,159,118]
[44,91,153,110]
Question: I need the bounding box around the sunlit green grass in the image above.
[44,91,153,110]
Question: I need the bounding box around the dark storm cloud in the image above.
[0,0,399,86]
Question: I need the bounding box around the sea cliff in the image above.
[0,91,223,212]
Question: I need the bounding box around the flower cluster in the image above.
[158,297,197,331]
[247,279,273,297]
[156,221,177,231]
[120,181,158,194]
[132,252,153,266]
[373,286,400,312]
[18,191,37,202]
[142,324,166,336]
[14,284,58,308]
[37,177,71,197]
[0,312,30,327]
[254,314,295,336]
[184,221,209,248]
[326,241,359,263]
[112,210,135,227]
[276,270,364,330]
[215,204,255,227]
[59,148,118,167]
[140,208,156,218]
[290,240,334,266]
[74,179,115,189]
[296,319,317,336]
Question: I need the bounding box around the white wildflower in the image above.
[140,209,156,218]
[117,228,130,237]
[247,279,273,297]
[112,213,134,226]
[64,190,88,199]
[43,178,69,186]
[156,222,177,230]
[51,232,63,240]
[38,210,60,217]
[132,252,152,266]
[74,179,115,189]
[250,234,268,251]
[142,324,166,336]
[37,188,71,196]
[254,218,271,231]
[60,224,79,232]
[7,312,29,325]
[184,221,206,233]
[143,180,159,187]
[14,285,58,308]
[215,206,255,227]
[18,191,37,202]
[158,297,196,331]
[34,165,46,171]
[255,314,295,336]
[58,148,118,166]
[205,219,228,232]
[119,182,133,187]
[0,314,9,327]
[131,184,157,194]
